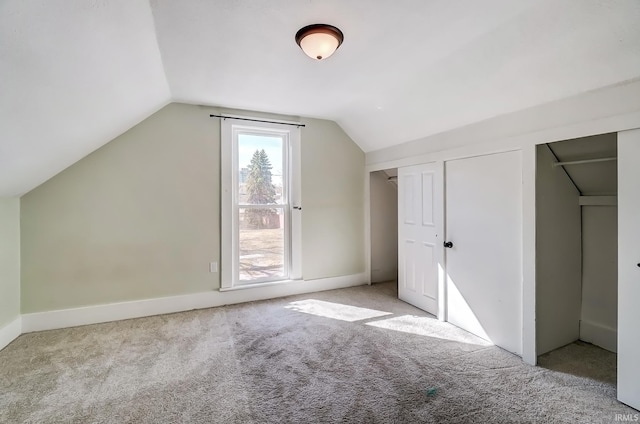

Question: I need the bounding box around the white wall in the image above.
[535,145,582,355]
[580,205,618,352]
[20,103,365,314]
[0,198,20,329]
[369,171,398,283]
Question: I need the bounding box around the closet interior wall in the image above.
[370,169,398,284]
[536,133,618,355]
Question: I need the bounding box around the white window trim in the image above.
[221,119,301,290]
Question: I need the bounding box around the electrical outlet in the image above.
[209,262,218,273]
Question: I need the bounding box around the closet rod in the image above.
[552,157,616,167]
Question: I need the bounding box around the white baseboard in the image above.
[580,319,617,353]
[21,273,367,333]
[0,316,22,351]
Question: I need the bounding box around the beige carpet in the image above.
[0,282,635,423]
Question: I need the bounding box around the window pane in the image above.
[238,134,284,205]
[238,207,286,282]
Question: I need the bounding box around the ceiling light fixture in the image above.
[295,24,344,61]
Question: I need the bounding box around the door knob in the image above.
[444,241,453,248]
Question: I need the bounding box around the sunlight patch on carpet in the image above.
[366,315,493,345]
[285,299,392,322]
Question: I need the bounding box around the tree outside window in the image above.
[245,149,279,229]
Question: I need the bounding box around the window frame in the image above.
[221,118,301,289]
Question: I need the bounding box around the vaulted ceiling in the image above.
[2,0,640,197]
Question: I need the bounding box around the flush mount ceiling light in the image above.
[295,24,344,61]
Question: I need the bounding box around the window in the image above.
[221,119,301,288]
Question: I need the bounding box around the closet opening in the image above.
[369,169,398,292]
[535,132,617,387]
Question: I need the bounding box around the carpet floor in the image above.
[0,282,635,423]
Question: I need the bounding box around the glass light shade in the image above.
[299,32,340,60]
[295,24,344,61]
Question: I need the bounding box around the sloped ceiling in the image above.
[1,0,171,197]
[547,133,617,196]
[2,0,640,197]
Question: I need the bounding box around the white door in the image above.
[397,162,443,317]
[445,151,523,355]
[617,129,640,409]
